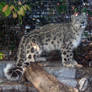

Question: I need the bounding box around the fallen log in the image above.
[24,63,78,92]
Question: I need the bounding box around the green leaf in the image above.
[25,5,31,11]
[18,15,23,24]
[59,0,64,2]
[82,8,87,13]
[57,4,67,13]
[0,2,6,12]
[3,6,11,17]
[0,4,3,11]
[88,11,92,16]
[15,7,18,12]
[22,5,31,11]
[0,52,4,60]
[74,8,78,13]
[0,2,6,6]
[17,7,25,16]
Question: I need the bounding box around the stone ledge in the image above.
[0,61,92,92]
[0,81,38,92]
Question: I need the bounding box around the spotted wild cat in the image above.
[4,13,87,81]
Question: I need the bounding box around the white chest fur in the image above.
[72,34,82,48]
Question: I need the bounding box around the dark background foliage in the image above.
[0,0,92,67]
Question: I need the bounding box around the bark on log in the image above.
[24,63,78,92]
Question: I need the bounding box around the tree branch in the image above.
[24,63,78,92]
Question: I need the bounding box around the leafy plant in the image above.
[0,0,31,24]
[56,0,91,15]
[56,0,67,14]
[0,52,4,60]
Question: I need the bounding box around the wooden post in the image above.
[24,63,78,92]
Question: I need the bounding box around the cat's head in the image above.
[71,13,87,30]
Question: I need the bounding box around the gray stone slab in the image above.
[44,67,77,87]
[53,67,76,79]
[57,77,77,88]
[0,84,38,92]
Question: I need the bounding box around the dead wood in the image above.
[24,63,78,92]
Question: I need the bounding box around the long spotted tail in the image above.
[4,64,23,81]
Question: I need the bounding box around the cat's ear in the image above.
[71,13,79,17]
